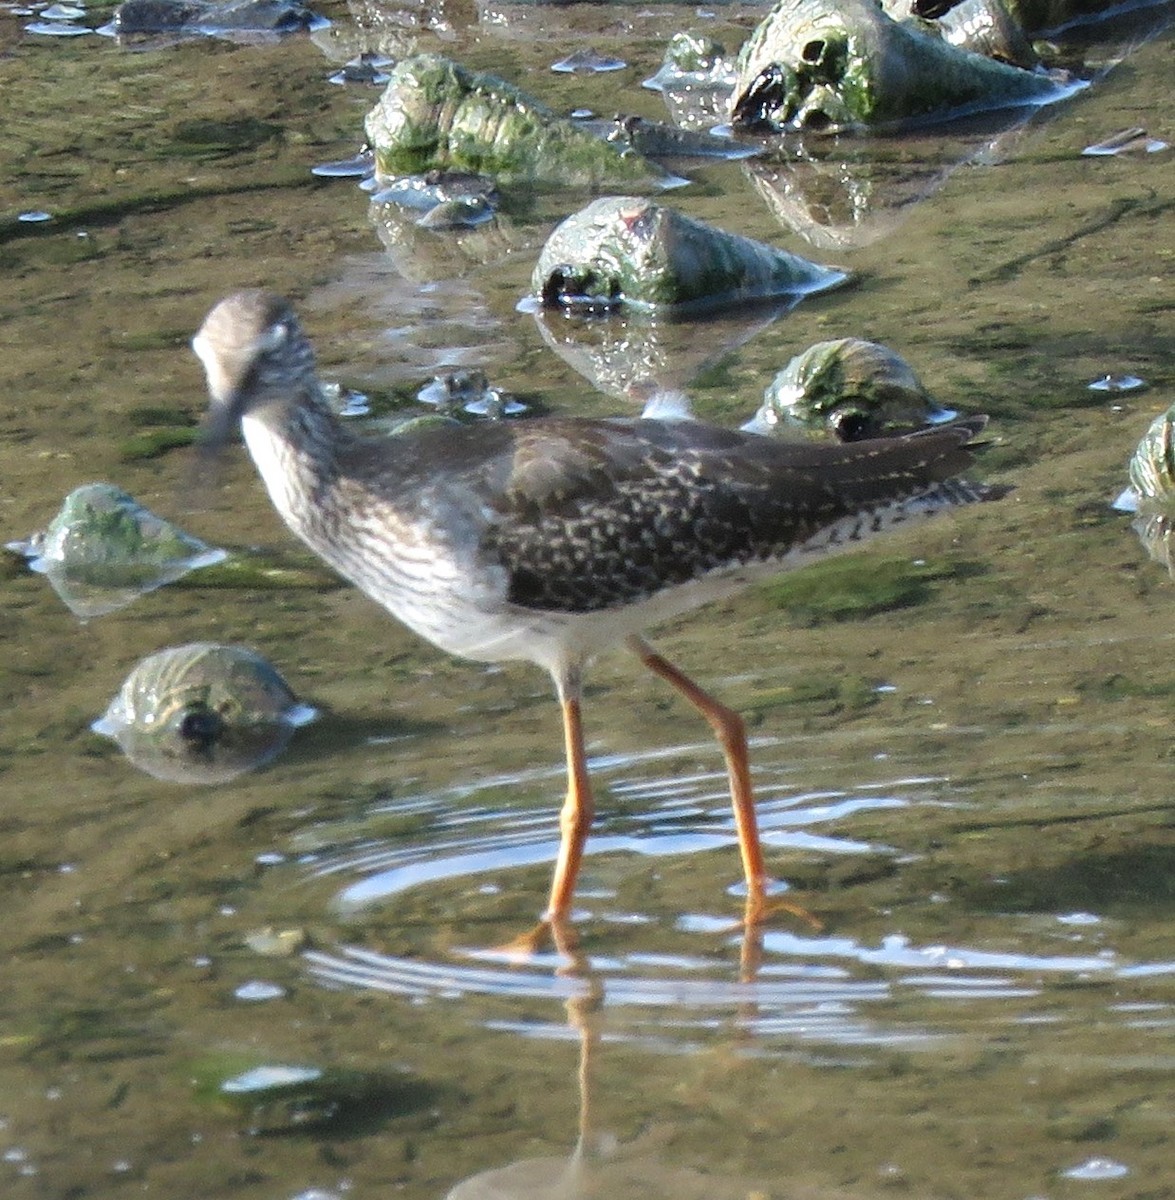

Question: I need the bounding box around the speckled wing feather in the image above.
[472,415,999,613]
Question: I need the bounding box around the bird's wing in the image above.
[470,416,996,614]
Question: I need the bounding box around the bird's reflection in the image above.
[445,936,772,1200]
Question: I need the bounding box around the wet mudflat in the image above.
[0,3,1172,1198]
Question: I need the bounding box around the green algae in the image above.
[120,427,200,461]
[187,1052,434,1135]
[760,553,968,622]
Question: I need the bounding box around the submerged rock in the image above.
[742,338,957,440]
[369,190,534,283]
[104,0,325,39]
[730,0,1072,133]
[1082,128,1168,156]
[328,52,393,87]
[578,113,758,161]
[370,169,500,213]
[93,643,317,784]
[416,369,525,417]
[643,31,736,92]
[551,47,626,74]
[6,483,226,619]
[364,54,671,189]
[531,196,847,315]
[189,1052,425,1135]
[415,194,496,229]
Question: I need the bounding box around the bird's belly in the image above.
[313,525,757,677]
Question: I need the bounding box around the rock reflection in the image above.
[742,113,1045,250]
[529,303,794,403]
[642,30,736,97]
[743,149,952,250]
[369,193,536,284]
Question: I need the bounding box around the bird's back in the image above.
[330,414,1001,617]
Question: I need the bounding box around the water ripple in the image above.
[258,738,1175,1059]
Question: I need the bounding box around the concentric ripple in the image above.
[255,733,1175,1060]
[297,736,908,914]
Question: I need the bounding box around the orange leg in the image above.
[495,673,593,961]
[627,634,769,923]
[546,677,595,923]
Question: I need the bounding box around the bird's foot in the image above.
[745,893,824,933]
[491,915,580,964]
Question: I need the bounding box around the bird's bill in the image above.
[190,327,247,457]
[191,328,236,407]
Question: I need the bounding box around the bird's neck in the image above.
[241,386,348,534]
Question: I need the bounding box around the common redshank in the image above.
[193,290,1004,935]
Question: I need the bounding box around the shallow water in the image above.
[1,3,1173,1198]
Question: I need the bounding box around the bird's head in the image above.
[192,290,316,449]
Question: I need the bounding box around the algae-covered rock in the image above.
[1112,405,1175,579]
[883,0,1040,69]
[1124,405,1175,507]
[745,151,944,251]
[742,338,957,440]
[93,643,317,784]
[730,0,1072,133]
[364,54,671,189]
[531,196,847,315]
[6,482,226,619]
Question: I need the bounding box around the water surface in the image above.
[0,5,1173,1198]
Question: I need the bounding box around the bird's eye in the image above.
[259,321,290,353]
